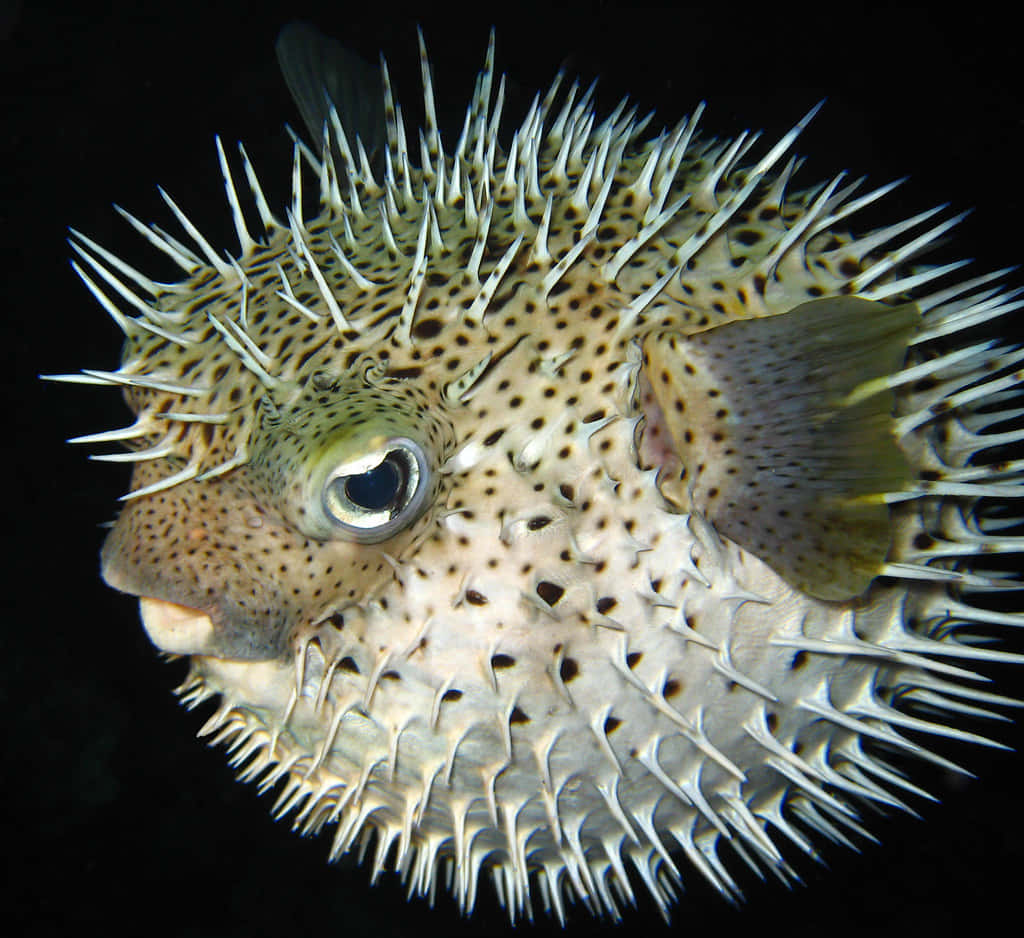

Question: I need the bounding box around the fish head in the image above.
[100,349,463,660]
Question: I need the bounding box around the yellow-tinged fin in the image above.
[642,297,920,602]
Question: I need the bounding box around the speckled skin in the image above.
[71,31,1022,920]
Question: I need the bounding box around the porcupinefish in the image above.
[50,21,1024,922]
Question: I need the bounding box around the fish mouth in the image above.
[102,535,289,661]
[133,593,291,661]
[138,597,216,655]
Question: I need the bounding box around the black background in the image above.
[5,3,1024,937]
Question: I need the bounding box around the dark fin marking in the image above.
[642,297,920,601]
[275,21,386,167]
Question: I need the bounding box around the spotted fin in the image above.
[642,297,920,601]
[275,21,385,160]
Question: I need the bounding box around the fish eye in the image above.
[322,437,430,543]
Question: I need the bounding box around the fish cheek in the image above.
[100,463,380,661]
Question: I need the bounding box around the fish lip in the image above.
[138,596,216,655]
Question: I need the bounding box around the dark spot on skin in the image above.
[413,318,443,338]
[491,653,516,669]
[536,581,565,606]
[559,657,579,682]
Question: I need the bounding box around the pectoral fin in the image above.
[641,296,919,601]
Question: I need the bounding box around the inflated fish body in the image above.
[53,23,1024,921]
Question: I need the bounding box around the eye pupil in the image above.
[321,437,429,543]
[344,458,403,511]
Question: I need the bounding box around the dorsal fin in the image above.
[642,297,920,601]
[275,21,386,159]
